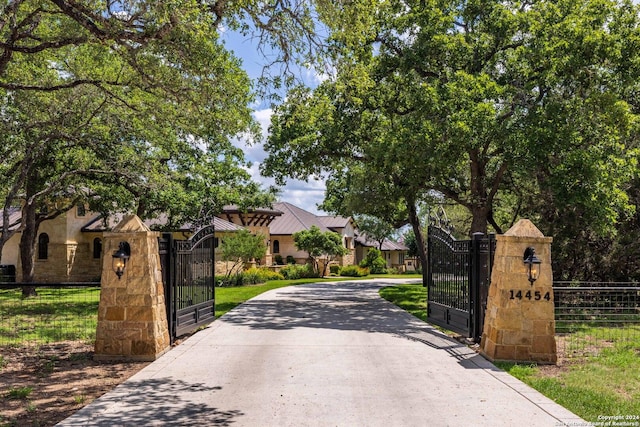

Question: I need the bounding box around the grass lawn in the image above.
[378,284,427,322]
[379,283,640,423]
[0,287,100,346]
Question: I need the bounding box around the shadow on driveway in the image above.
[220,280,497,370]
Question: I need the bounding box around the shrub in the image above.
[339,265,369,277]
[286,255,296,264]
[280,264,318,280]
[274,254,284,265]
[216,268,284,286]
[360,248,387,274]
[329,264,340,275]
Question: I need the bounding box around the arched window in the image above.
[273,240,280,254]
[93,238,102,259]
[38,233,49,260]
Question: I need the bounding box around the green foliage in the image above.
[6,386,33,400]
[286,255,296,264]
[497,350,640,424]
[241,268,285,285]
[0,0,339,276]
[279,264,318,280]
[220,230,268,280]
[220,230,267,263]
[263,0,640,278]
[355,215,397,248]
[274,255,284,265]
[360,248,387,274]
[293,226,349,275]
[339,265,369,277]
[329,264,340,275]
[402,230,420,259]
[0,287,99,346]
[217,267,284,286]
[378,285,427,322]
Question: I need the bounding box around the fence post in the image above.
[470,232,483,341]
[480,219,557,364]
[94,215,170,361]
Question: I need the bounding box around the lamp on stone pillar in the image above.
[112,241,131,280]
[523,246,541,285]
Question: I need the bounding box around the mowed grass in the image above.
[379,284,427,322]
[0,287,100,346]
[379,284,640,423]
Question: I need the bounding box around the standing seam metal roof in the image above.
[268,202,332,235]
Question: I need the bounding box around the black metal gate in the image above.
[427,226,495,341]
[159,226,216,343]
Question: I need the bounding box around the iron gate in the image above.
[159,226,216,343]
[427,226,495,341]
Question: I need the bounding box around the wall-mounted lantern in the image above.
[523,246,541,285]
[112,241,131,280]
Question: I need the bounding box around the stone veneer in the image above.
[94,215,170,361]
[480,219,557,364]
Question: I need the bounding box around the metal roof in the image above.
[81,214,242,233]
[318,215,352,230]
[1,207,22,232]
[355,233,408,251]
[268,202,332,235]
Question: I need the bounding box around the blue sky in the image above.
[221,30,329,215]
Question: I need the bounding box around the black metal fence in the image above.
[554,282,640,359]
[0,283,100,347]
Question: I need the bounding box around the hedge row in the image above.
[216,267,284,287]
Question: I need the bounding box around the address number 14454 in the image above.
[509,290,551,301]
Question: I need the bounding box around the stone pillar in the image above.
[480,219,557,364]
[94,215,170,361]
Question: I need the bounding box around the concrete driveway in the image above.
[59,279,582,426]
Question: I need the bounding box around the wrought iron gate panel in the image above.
[427,227,495,341]
[160,225,216,343]
[427,227,472,336]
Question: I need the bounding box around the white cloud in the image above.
[236,109,328,215]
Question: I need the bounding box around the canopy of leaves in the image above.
[262,0,640,280]
[220,229,267,265]
[293,225,348,274]
[0,0,341,280]
[355,215,396,249]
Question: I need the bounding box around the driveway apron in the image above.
[59,279,583,427]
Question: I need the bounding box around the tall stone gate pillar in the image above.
[480,219,557,364]
[94,215,170,361]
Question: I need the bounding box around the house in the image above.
[267,202,356,267]
[0,201,407,281]
[354,233,409,272]
[0,205,245,282]
[217,205,282,267]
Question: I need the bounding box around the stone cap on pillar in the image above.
[501,219,553,245]
[504,219,544,238]
[113,215,151,233]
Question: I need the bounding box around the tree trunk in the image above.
[470,205,489,235]
[20,201,39,297]
[469,150,489,234]
[406,197,428,287]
